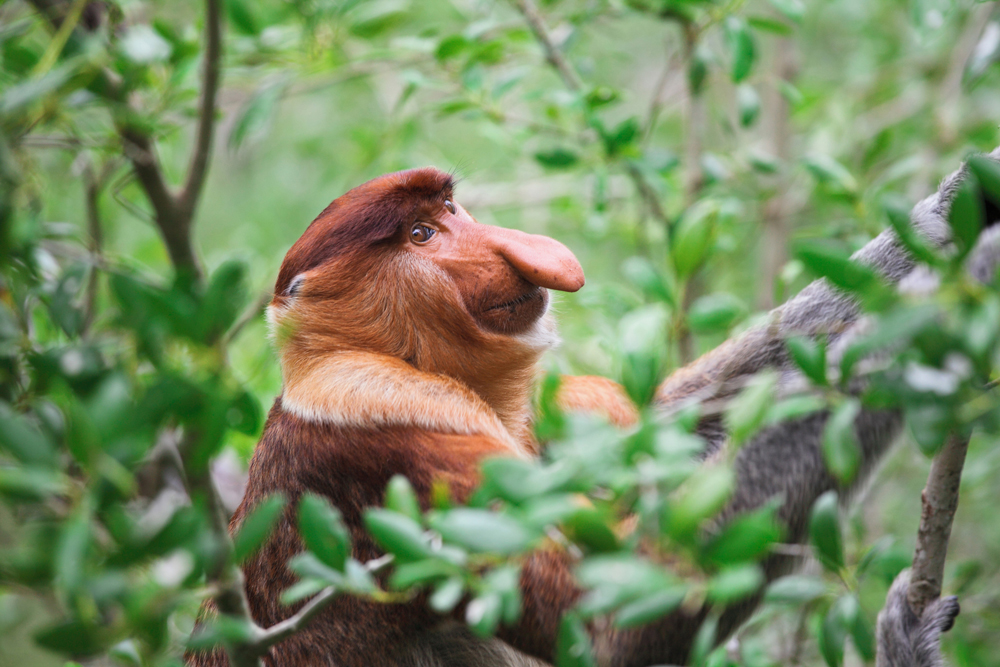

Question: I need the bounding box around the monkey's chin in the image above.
[476,286,549,336]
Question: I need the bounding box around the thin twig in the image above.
[252,587,338,648]
[907,434,969,617]
[681,21,704,205]
[625,161,669,226]
[758,36,798,310]
[223,290,271,346]
[508,0,671,230]
[178,0,222,217]
[642,37,679,144]
[510,0,583,92]
[82,161,106,333]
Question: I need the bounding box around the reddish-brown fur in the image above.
[188,168,629,666]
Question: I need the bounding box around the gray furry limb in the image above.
[679,149,1000,658]
[877,569,960,667]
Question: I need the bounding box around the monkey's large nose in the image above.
[490,227,585,293]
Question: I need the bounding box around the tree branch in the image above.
[907,434,969,617]
[680,21,704,205]
[252,587,338,649]
[510,0,583,92]
[26,0,219,282]
[178,0,222,217]
[82,160,109,334]
[509,0,670,230]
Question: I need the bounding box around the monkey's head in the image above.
[268,168,584,393]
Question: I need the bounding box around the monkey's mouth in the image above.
[476,286,548,335]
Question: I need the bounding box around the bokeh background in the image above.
[3,0,1000,665]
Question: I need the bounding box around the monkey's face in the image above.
[269,168,584,381]
[402,197,583,336]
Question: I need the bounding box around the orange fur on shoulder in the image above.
[556,375,639,428]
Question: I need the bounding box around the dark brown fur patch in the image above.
[275,168,454,296]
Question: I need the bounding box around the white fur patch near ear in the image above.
[281,351,532,458]
[285,273,306,297]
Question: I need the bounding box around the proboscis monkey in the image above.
[189,150,1000,666]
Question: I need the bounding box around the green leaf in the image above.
[767,0,805,22]
[906,404,951,456]
[968,155,1000,216]
[34,619,107,656]
[672,201,718,279]
[385,475,423,523]
[466,592,502,637]
[389,558,458,589]
[0,408,57,467]
[364,509,433,563]
[197,260,248,344]
[795,241,891,307]
[585,87,619,110]
[563,507,620,553]
[347,0,410,39]
[602,118,640,156]
[765,394,825,425]
[55,505,90,595]
[287,552,345,586]
[119,25,172,63]
[822,399,860,484]
[225,0,260,35]
[687,292,747,334]
[430,509,535,555]
[430,577,464,612]
[435,35,468,61]
[0,62,77,116]
[819,602,848,667]
[535,148,580,169]
[948,177,984,258]
[555,612,596,667]
[882,196,942,267]
[614,586,686,628]
[619,305,669,406]
[843,594,875,660]
[689,613,719,667]
[803,154,858,195]
[688,46,709,96]
[749,149,781,174]
[706,565,764,604]
[809,491,844,571]
[227,389,262,436]
[703,501,784,566]
[748,16,794,36]
[665,465,734,540]
[298,493,351,571]
[0,466,68,501]
[765,575,828,604]
[736,84,761,127]
[725,17,756,83]
[786,336,827,386]
[725,370,777,448]
[621,256,675,306]
[229,80,287,150]
[232,494,286,564]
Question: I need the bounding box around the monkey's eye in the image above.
[444,200,456,215]
[410,224,436,244]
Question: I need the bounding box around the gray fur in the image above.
[651,148,1000,666]
[877,570,960,667]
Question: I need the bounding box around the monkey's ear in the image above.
[285,274,306,297]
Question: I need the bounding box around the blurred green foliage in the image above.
[2,0,1000,665]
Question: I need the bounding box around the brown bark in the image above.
[907,435,969,617]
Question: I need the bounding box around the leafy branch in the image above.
[27,0,224,281]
